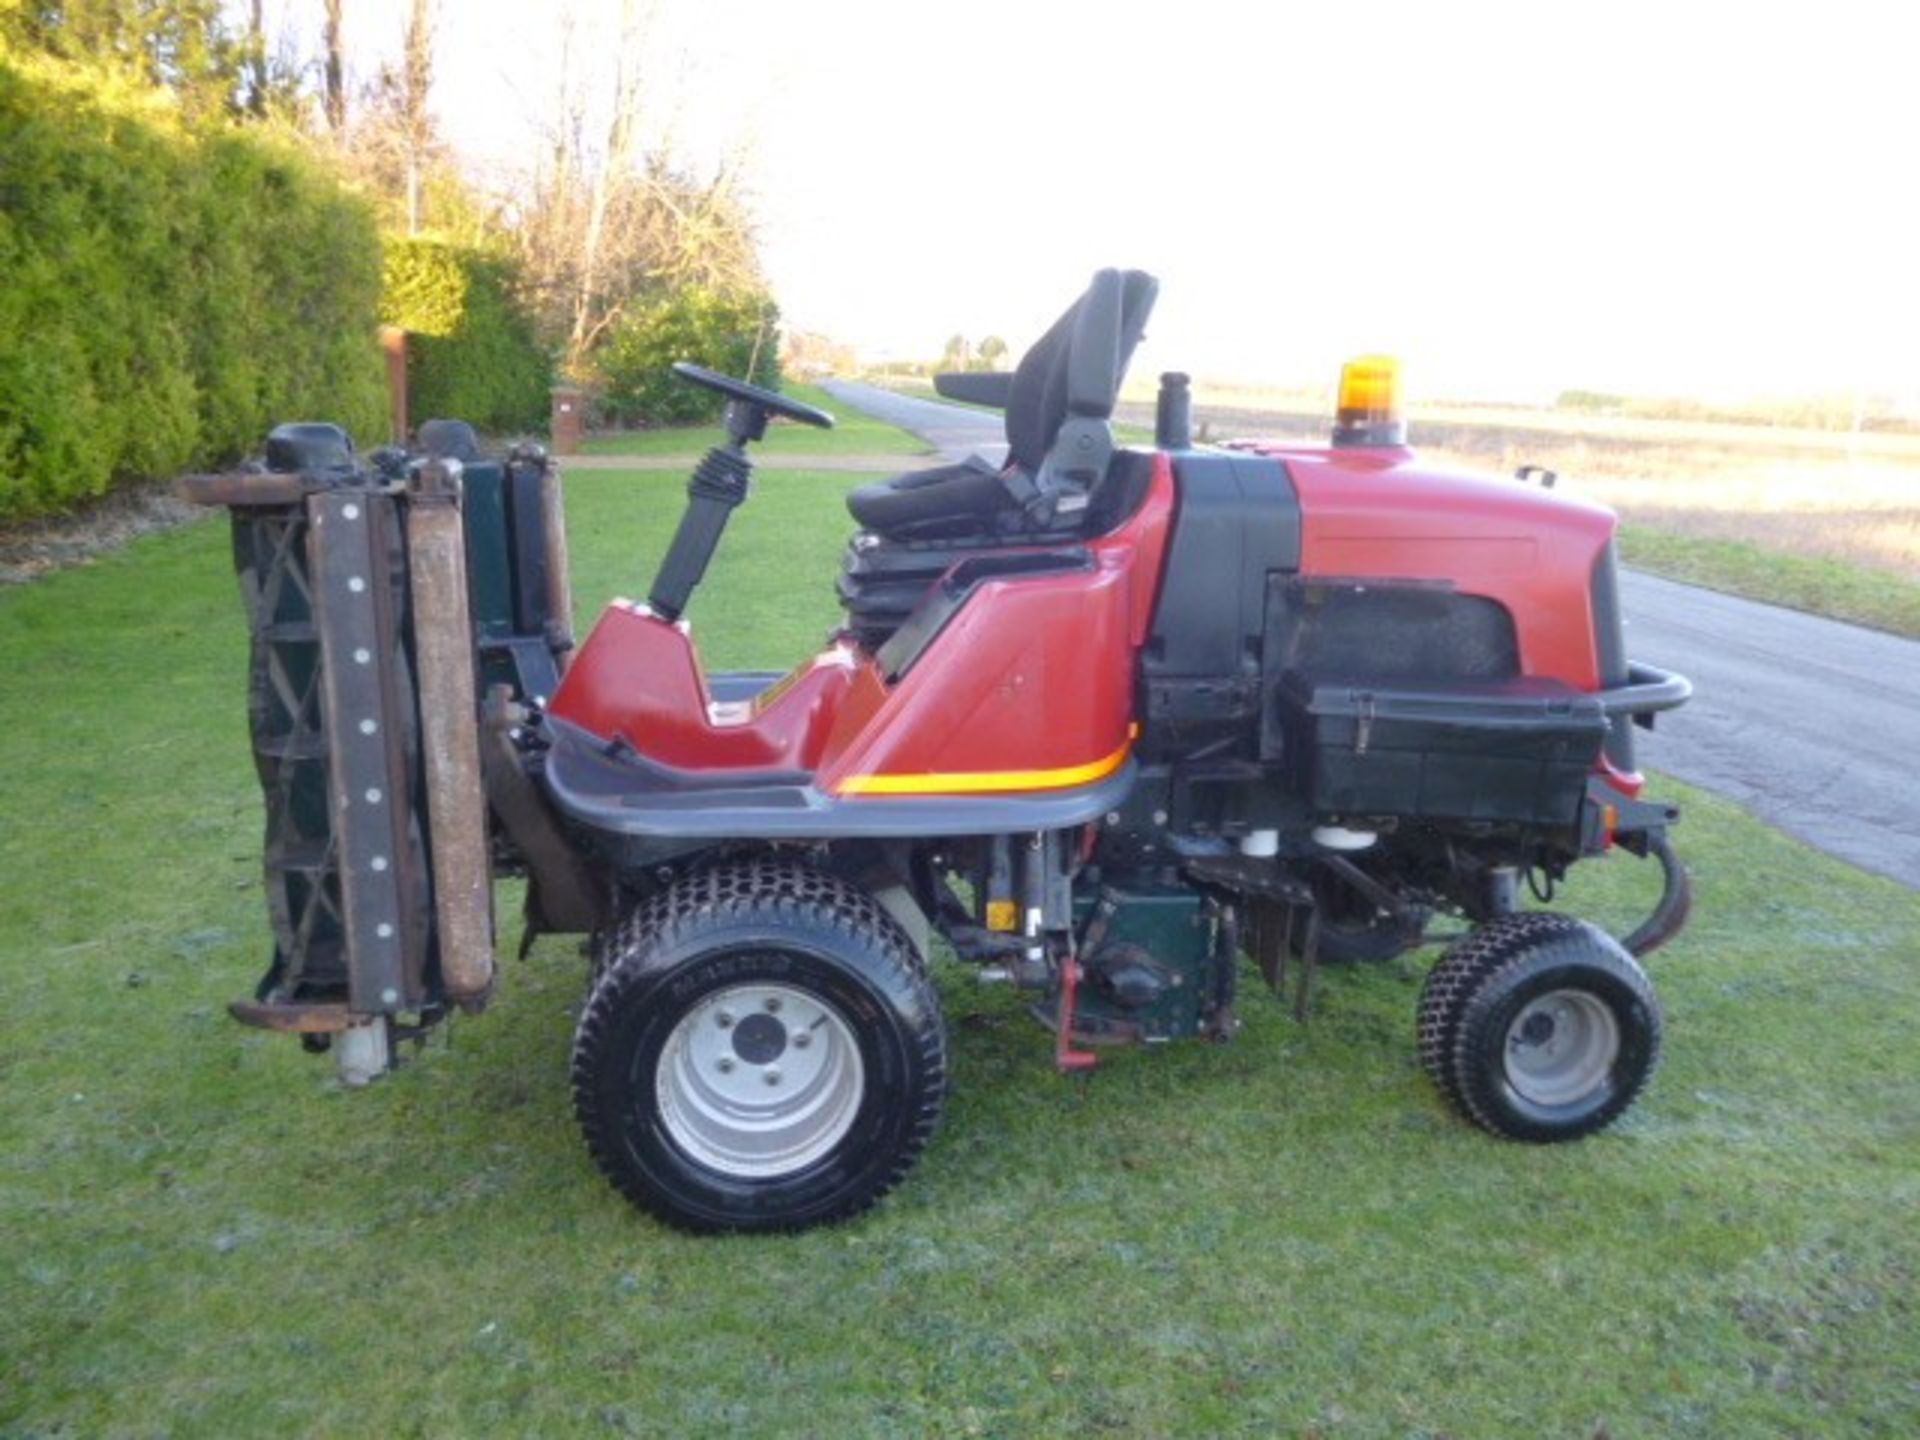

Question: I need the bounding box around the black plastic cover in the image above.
[1138,452,1301,754]
[1589,539,1636,769]
[265,422,355,475]
[1278,672,1608,826]
[417,418,482,461]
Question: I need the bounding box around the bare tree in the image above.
[401,0,433,235]
[511,0,766,379]
[242,0,267,117]
[322,0,345,132]
[566,0,643,364]
[320,0,456,237]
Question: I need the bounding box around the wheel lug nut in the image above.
[764,996,782,1013]
[716,1057,735,1074]
[763,1068,781,1086]
[715,1011,734,1029]
[792,1031,811,1049]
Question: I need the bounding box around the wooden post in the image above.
[380,325,410,444]
[549,385,584,457]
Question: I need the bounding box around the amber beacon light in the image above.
[1332,354,1408,447]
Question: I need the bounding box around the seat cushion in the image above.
[844,454,1017,539]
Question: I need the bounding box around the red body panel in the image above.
[1248,443,1617,690]
[549,455,1175,794]
[552,608,865,772]
[552,443,1618,798]
[818,456,1173,793]
[815,555,1136,792]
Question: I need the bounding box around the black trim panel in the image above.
[540,717,1137,839]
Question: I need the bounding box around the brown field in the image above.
[1115,391,1920,582]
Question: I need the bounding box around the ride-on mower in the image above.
[187,268,1692,1232]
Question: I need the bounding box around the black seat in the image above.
[846,268,1158,540]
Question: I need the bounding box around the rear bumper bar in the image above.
[1598,661,1691,728]
[1579,659,1694,954]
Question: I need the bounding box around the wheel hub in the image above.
[729,1011,787,1065]
[1503,988,1620,1107]
[655,981,864,1179]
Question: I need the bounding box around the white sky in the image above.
[289,0,1918,401]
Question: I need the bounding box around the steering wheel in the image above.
[671,362,835,430]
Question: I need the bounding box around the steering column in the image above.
[646,363,834,621]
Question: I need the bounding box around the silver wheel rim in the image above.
[1503,988,1620,1106]
[655,981,865,1179]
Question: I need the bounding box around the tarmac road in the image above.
[821,379,1920,888]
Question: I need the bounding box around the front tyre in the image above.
[572,861,947,1232]
[1417,913,1661,1142]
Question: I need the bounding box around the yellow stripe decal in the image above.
[836,739,1132,797]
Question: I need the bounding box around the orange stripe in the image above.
[834,738,1132,797]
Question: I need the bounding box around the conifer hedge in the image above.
[381,237,550,435]
[0,59,388,519]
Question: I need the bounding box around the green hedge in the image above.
[597,287,781,426]
[382,237,550,434]
[0,58,388,520]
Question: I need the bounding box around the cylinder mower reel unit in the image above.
[186,266,1692,1233]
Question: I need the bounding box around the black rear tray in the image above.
[1277,671,1609,826]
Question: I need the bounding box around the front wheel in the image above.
[1416,913,1662,1142]
[572,861,947,1232]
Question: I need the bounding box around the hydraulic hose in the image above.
[1622,830,1692,957]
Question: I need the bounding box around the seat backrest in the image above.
[1003,269,1158,474]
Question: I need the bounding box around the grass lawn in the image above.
[578,381,929,460]
[4,438,1919,1436]
[1619,524,1920,642]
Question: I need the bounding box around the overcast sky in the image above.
[296,0,1917,402]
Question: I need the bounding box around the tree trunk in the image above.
[323,0,346,133]
[403,0,433,235]
[564,0,642,375]
[245,0,267,117]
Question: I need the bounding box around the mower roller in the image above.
[187,269,1692,1232]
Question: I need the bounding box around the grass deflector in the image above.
[187,270,1693,1232]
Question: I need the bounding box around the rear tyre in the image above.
[572,861,947,1233]
[1416,913,1661,1141]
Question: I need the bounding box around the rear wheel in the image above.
[572,860,947,1232]
[1416,913,1661,1141]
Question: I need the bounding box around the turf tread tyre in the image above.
[572,859,946,1233]
[1417,913,1585,1103]
[1418,912,1661,1141]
